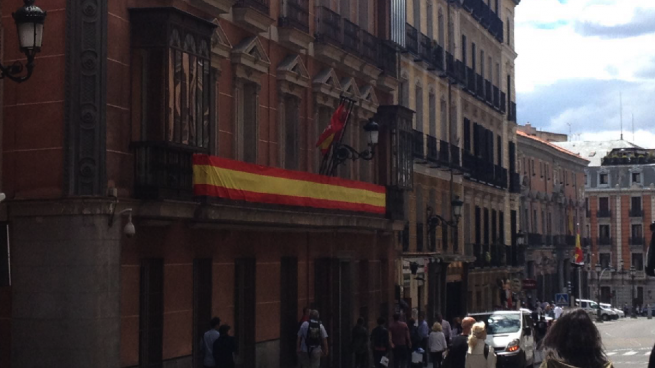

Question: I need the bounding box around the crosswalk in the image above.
[607,350,651,356]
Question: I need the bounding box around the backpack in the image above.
[372,326,389,350]
[305,320,322,348]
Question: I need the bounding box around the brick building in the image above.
[392,0,522,318]
[556,140,655,309]
[0,0,416,367]
[517,130,589,306]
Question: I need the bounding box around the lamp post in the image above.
[426,196,464,231]
[3,0,47,83]
[330,119,379,169]
[595,263,614,323]
[630,265,637,319]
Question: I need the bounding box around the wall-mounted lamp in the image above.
[109,208,135,238]
[426,196,464,231]
[0,193,5,203]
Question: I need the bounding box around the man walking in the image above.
[389,313,412,368]
[417,312,429,366]
[200,317,221,368]
[436,313,451,344]
[446,317,475,368]
[352,317,369,368]
[371,317,392,368]
[297,310,328,368]
[554,304,563,319]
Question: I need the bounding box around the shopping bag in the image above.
[380,356,390,367]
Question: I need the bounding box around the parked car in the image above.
[599,304,618,320]
[576,299,615,321]
[469,310,535,368]
[600,303,624,318]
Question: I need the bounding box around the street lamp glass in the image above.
[364,120,379,146]
[451,196,464,218]
[595,263,601,273]
[12,0,47,54]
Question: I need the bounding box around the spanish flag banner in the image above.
[193,154,386,214]
[574,232,584,265]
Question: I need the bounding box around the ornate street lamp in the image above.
[3,0,47,83]
[333,119,379,164]
[426,196,464,231]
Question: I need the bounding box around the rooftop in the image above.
[517,130,588,162]
[553,140,642,167]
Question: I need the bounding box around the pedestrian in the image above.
[539,308,612,368]
[371,317,392,368]
[200,317,221,368]
[352,317,369,368]
[465,322,496,368]
[443,316,475,368]
[408,318,421,353]
[299,307,310,327]
[297,310,329,368]
[451,317,462,336]
[436,313,452,344]
[649,343,655,368]
[389,313,411,368]
[212,325,237,368]
[428,322,447,368]
[553,304,563,319]
[417,312,430,366]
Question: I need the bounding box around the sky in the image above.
[515,0,655,148]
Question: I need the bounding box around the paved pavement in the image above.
[597,317,655,368]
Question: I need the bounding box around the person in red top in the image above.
[389,313,411,368]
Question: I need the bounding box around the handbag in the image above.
[380,356,390,367]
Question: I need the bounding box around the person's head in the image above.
[303,307,310,316]
[210,317,221,330]
[543,309,608,368]
[461,317,475,335]
[377,317,386,326]
[357,317,364,326]
[435,312,443,323]
[418,311,425,321]
[393,313,400,322]
[468,322,487,348]
[453,317,461,325]
[218,324,231,336]
[431,322,442,332]
[310,309,320,321]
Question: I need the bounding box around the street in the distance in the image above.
[597,318,655,368]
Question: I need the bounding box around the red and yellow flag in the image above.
[316,102,348,154]
[574,231,584,265]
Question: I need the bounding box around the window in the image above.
[506,16,511,46]
[426,0,433,39]
[462,35,467,64]
[632,197,642,212]
[533,210,537,233]
[632,172,642,185]
[475,206,481,244]
[480,49,485,76]
[242,83,259,163]
[440,98,447,140]
[599,173,609,185]
[359,121,372,182]
[416,187,424,252]
[546,164,550,180]
[633,253,644,271]
[429,92,436,137]
[438,8,445,46]
[415,85,423,131]
[585,172,589,186]
[539,161,543,178]
[599,197,609,212]
[472,43,476,71]
[531,159,535,176]
[283,95,300,170]
[599,253,610,269]
[487,56,492,80]
[632,224,643,238]
[131,11,214,150]
[599,224,611,238]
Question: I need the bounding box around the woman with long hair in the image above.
[465,322,496,368]
[540,309,613,368]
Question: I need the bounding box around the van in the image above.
[469,310,535,368]
[576,299,613,320]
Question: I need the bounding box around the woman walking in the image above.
[428,322,447,368]
[465,322,496,368]
[540,309,613,368]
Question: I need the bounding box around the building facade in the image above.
[393,0,522,318]
[0,0,416,367]
[517,130,589,306]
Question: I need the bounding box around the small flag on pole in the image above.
[316,101,348,154]
[574,232,584,265]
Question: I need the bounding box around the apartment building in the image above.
[517,130,589,306]
[0,0,414,367]
[557,140,655,309]
[393,0,521,317]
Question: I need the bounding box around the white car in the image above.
[601,303,624,318]
[576,299,614,321]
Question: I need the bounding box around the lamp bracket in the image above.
[0,54,34,83]
[426,206,458,231]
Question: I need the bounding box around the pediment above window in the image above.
[211,20,232,68]
[359,85,379,115]
[231,36,270,81]
[188,0,236,15]
[313,68,342,107]
[277,54,310,92]
[340,77,361,101]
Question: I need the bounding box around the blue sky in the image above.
[515,0,655,147]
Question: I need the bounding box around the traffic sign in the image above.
[555,293,569,306]
[522,279,537,290]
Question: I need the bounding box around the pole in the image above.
[577,266,582,301]
[597,269,603,323]
[631,273,637,318]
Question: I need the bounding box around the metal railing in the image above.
[485,80,492,104]
[413,129,424,159]
[386,186,406,221]
[500,92,506,114]
[446,52,456,79]
[427,135,438,162]
[508,101,517,122]
[597,237,612,246]
[432,45,445,71]
[597,209,611,218]
[527,233,543,246]
[476,73,484,98]
[360,29,378,65]
[416,222,424,252]
[133,141,199,200]
[418,33,432,61]
[451,145,461,167]
[405,23,418,54]
[439,140,450,166]
[466,67,476,93]
[510,171,521,193]
[493,86,500,109]
[315,6,341,46]
[235,0,269,14]
[630,237,645,246]
[279,0,309,33]
[343,19,360,54]
[630,208,644,218]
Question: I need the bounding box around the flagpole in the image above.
[328,97,356,176]
[319,97,346,175]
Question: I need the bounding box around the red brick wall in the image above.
[621,195,630,267]
[645,195,652,244]
[590,195,598,264]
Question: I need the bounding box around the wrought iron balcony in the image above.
[405,23,418,55]
[510,171,521,193]
[413,129,424,159]
[527,233,543,246]
[416,222,424,252]
[597,236,612,246]
[278,0,309,33]
[472,243,484,268]
[379,41,398,79]
[493,86,500,109]
[494,165,507,189]
[500,92,506,114]
[343,19,360,55]
[462,151,475,173]
[439,140,450,166]
[418,33,432,61]
[456,60,466,85]
[446,52,457,80]
[315,6,341,46]
[133,141,199,200]
[485,80,492,105]
[235,0,269,14]
[431,45,445,71]
[476,74,484,99]
[466,67,476,93]
[427,135,438,162]
[508,101,517,122]
[630,208,644,218]
[597,209,611,218]
[361,29,378,65]
[451,144,461,167]
[630,237,645,247]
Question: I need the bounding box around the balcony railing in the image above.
[476,74,484,98]
[630,237,645,247]
[456,60,466,85]
[472,243,483,268]
[343,19,360,54]
[493,86,500,109]
[315,6,341,46]
[500,92,506,114]
[597,209,611,218]
[360,29,378,65]
[427,135,438,162]
[462,0,504,43]
[133,141,199,200]
[405,23,418,54]
[565,235,576,246]
[527,233,543,246]
[416,222,424,252]
[508,101,517,122]
[466,67,476,93]
[583,237,591,247]
[451,145,461,167]
[235,0,269,14]
[279,0,309,33]
[597,237,612,246]
[510,171,520,193]
[379,41,398,79]
[446,52,457,80]
[413,129,424,159]
[431,45,445,71]
[485,80,493,105]
[630,208,644,218]
[439,140,450,166]
[418,33,432,61]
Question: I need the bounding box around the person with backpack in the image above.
[352,317,369,368]
[371,317,392,368]
[465,322,496,368]
[297,309,328,368]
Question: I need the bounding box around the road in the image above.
[598,317,655,368]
